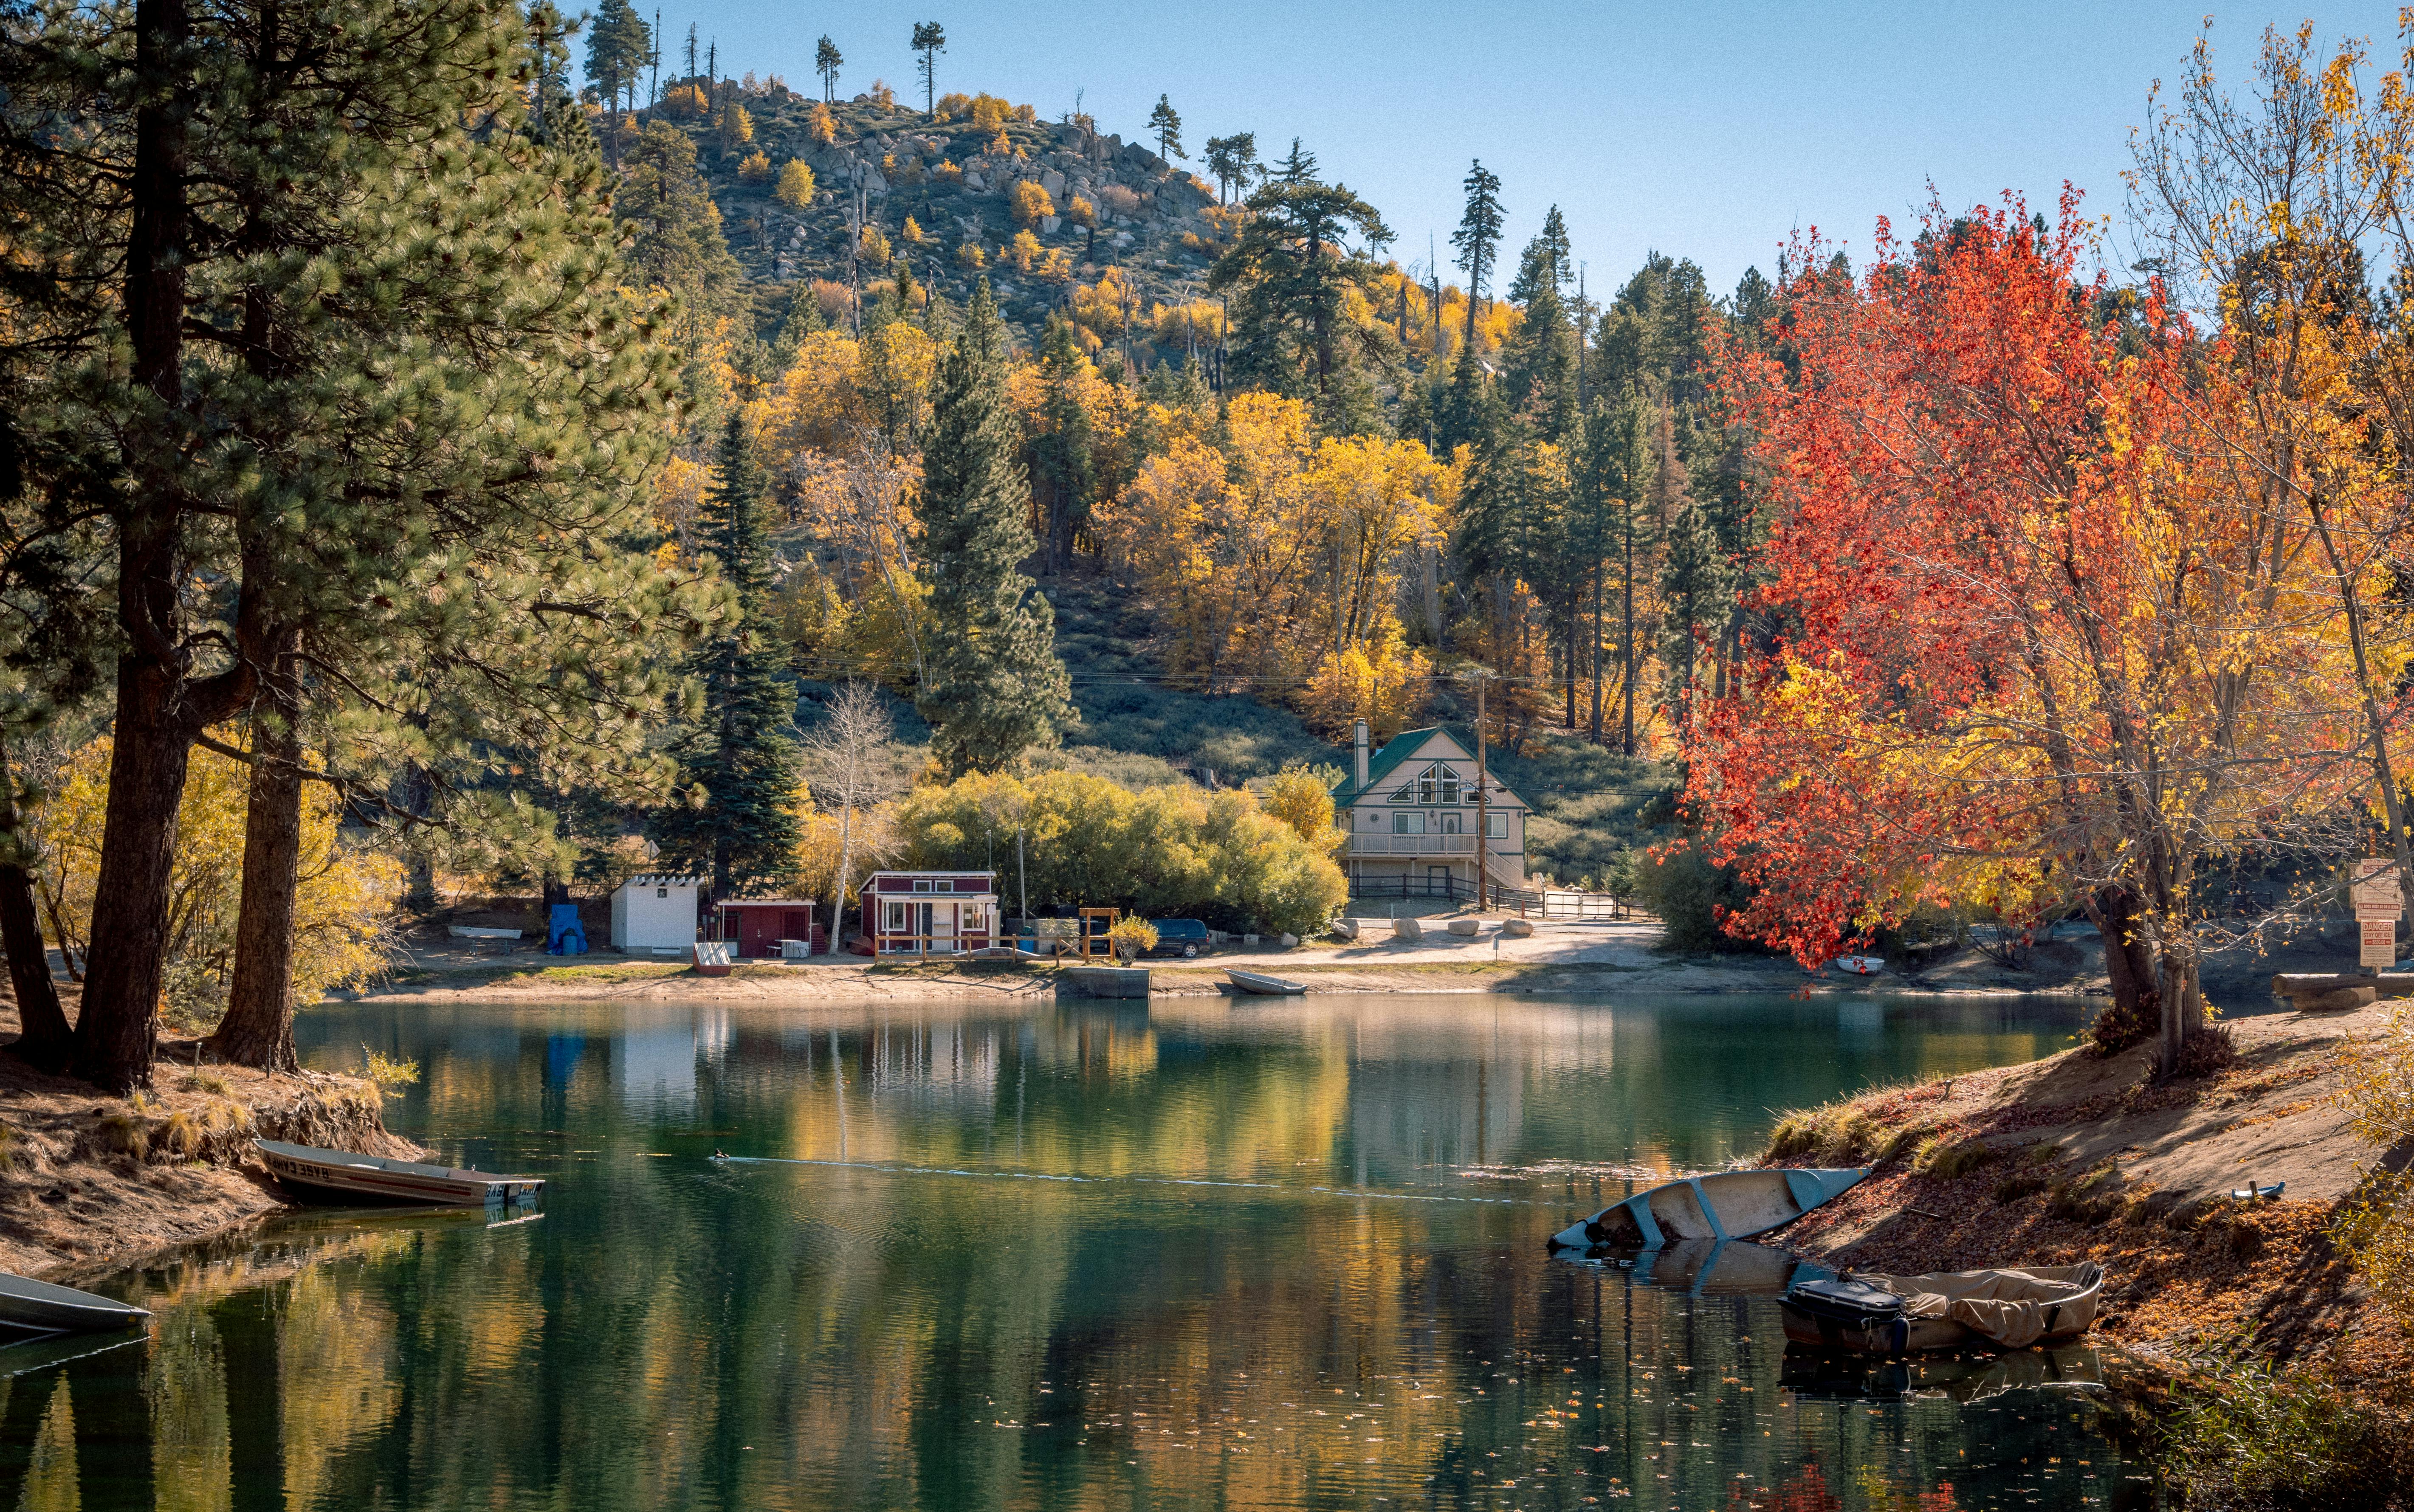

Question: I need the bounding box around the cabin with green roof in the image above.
[1328,721,1535,901]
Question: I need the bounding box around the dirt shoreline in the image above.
[0,1006,422,1282]
[1761,1001,2411,1452]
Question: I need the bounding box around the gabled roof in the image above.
[1328,726,1537,811]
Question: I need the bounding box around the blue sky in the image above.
[654,2,2406,298]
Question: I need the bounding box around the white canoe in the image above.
[1835,956,1884,975]
[1548,1166,1869,1250]
[1226,968,1307,996]
[0,1273,150,1335]
[258,1139,544,1208]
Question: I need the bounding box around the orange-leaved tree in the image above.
[1691,193,2384,1072]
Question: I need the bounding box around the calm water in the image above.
[6,992,2148,1511]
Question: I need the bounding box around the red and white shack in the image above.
[715,897,826,958]
[854,871,998,956]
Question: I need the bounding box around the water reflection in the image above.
[1,992,2136,1509]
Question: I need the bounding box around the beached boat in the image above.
[1780,1263,2105,1355]
[1225,968,1307,996]
[0,1273,150,1335]
[1547,1166,1869,1250]
[257,1140,544,1208]
[1835,955,1884,975]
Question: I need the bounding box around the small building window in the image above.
[1392,812,1425,836]
[933,879,954,893]
[912,880,932,893]
[656,887,668,899]
[1441,770,1461,805]
[1487,812,1509,840]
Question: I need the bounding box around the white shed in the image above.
[610,875,704,954]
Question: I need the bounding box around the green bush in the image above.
[1633,836,1768,954]
[2159,1344,2400,1510]
[895,769,1346,936]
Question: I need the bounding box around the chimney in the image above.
[1353,721,1370,790]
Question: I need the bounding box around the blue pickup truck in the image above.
[1148,918,1211,958]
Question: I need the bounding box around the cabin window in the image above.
[1392,812,1425,836]
[1487,812,1509,840]
[933,879,954,893]
[1387,784,1412,803]
[656,887,668,899]
[912,880,932,893]
[1417,769,1434,803]
[1441,770,1461,805]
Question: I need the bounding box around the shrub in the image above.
[1011,180,1054,226]
[2172,1024,2240,1079]
[361,1047,420,1098]
[1107,917,1157,962]
[660,82,708,118]
[808,102,837,145]
[773,160,815,209]
[932,160,963,185]
[935,91,970,118]
[736,149,772,183]
[954,242,985,270]
[2335,1004,2414,1333]
[2087,991,2157,1056]
[899,215,925,245]
[180,1069,232,1097]
[1633,836,1767,954]
[2160,1343,2400,1510]
[895,769,1346,936]
[867,79,894,110]
[1909,1134,1994,1180]
[1004,228,1041,272]
[969,93,1010,131]
[859,225,891,269]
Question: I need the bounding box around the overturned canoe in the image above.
[1781,1263,2105,1355]
[1548,1166,1868,1250]
[1226,968,1307,996]
[0,1273,150,1335]
[258,1140,544,1208]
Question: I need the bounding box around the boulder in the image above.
[1041,168,1066,197]
[1331,918,1359,940]
[1040,214,1060,235]
[1393,916,1423,942]
[1446,918,1479,937]
[1280,933,1298,949]
[1501,918,1534,938]
[964,172,987,192]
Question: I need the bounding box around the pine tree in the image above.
[1508,205,1573,304]
[618,120,744,343]
[1206,140,1391,405]
[815,35,842,101]
[1204,132,1258,203]
[1030,315,1095,571]
[654,414,804,895]
[911,21,946,117]
[1451,159,1506,344]
[917,283,1074,775]
[1502,239,1577,445]
[584,0,651,149]
[1149,95,1187,162]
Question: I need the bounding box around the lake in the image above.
[6,991,2150,1510]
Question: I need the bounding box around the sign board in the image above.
[2363,918,2398,969]
[2353,859,2404,921]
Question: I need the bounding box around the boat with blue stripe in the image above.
[1547,1166,1869,1250]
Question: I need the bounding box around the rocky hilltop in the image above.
[637,82,1231,344]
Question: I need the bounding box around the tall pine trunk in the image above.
[211,641,305,1071]
[73,661,197,1090]
[0,726,72,1068]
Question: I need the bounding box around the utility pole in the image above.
[1474,674,1489,911]
[1018,829,1029,927]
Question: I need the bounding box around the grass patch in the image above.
[1908,1134,1995,1180]
[1763,1075,1954,1165]
[2158,1343,2401,1510]
[179,1069,232,1097]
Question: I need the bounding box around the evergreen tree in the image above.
[1204,132,1258,203]
[917,283,1074,775]
[0,0,700,1087]
[1207,140,1392,406]
[1507,205,1572,304]
[1030,316,1096,571]
[911,21,946,117]
[1502,240,1577,445]
[1451,159,1506,343]
[815,35,842,101]
[1149,95,1187,162]
[584,0,651,148]
[654,414,804,895]
[618,120,744,349]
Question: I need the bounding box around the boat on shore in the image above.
[257,1140,544,1208]
[1780,1263,2105,1355]
[1835,955,1884,974]
[0,1274,150,1336]
[1225,968,1307,996]
[1548,1166,1868,1250]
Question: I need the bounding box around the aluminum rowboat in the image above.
[1225,968,1307,996]
[0,1273,150,1334]
[257,1139,544,1207]
[1548,1166,1869,1250]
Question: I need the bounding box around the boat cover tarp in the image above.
[1861,1264,2101,1349]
